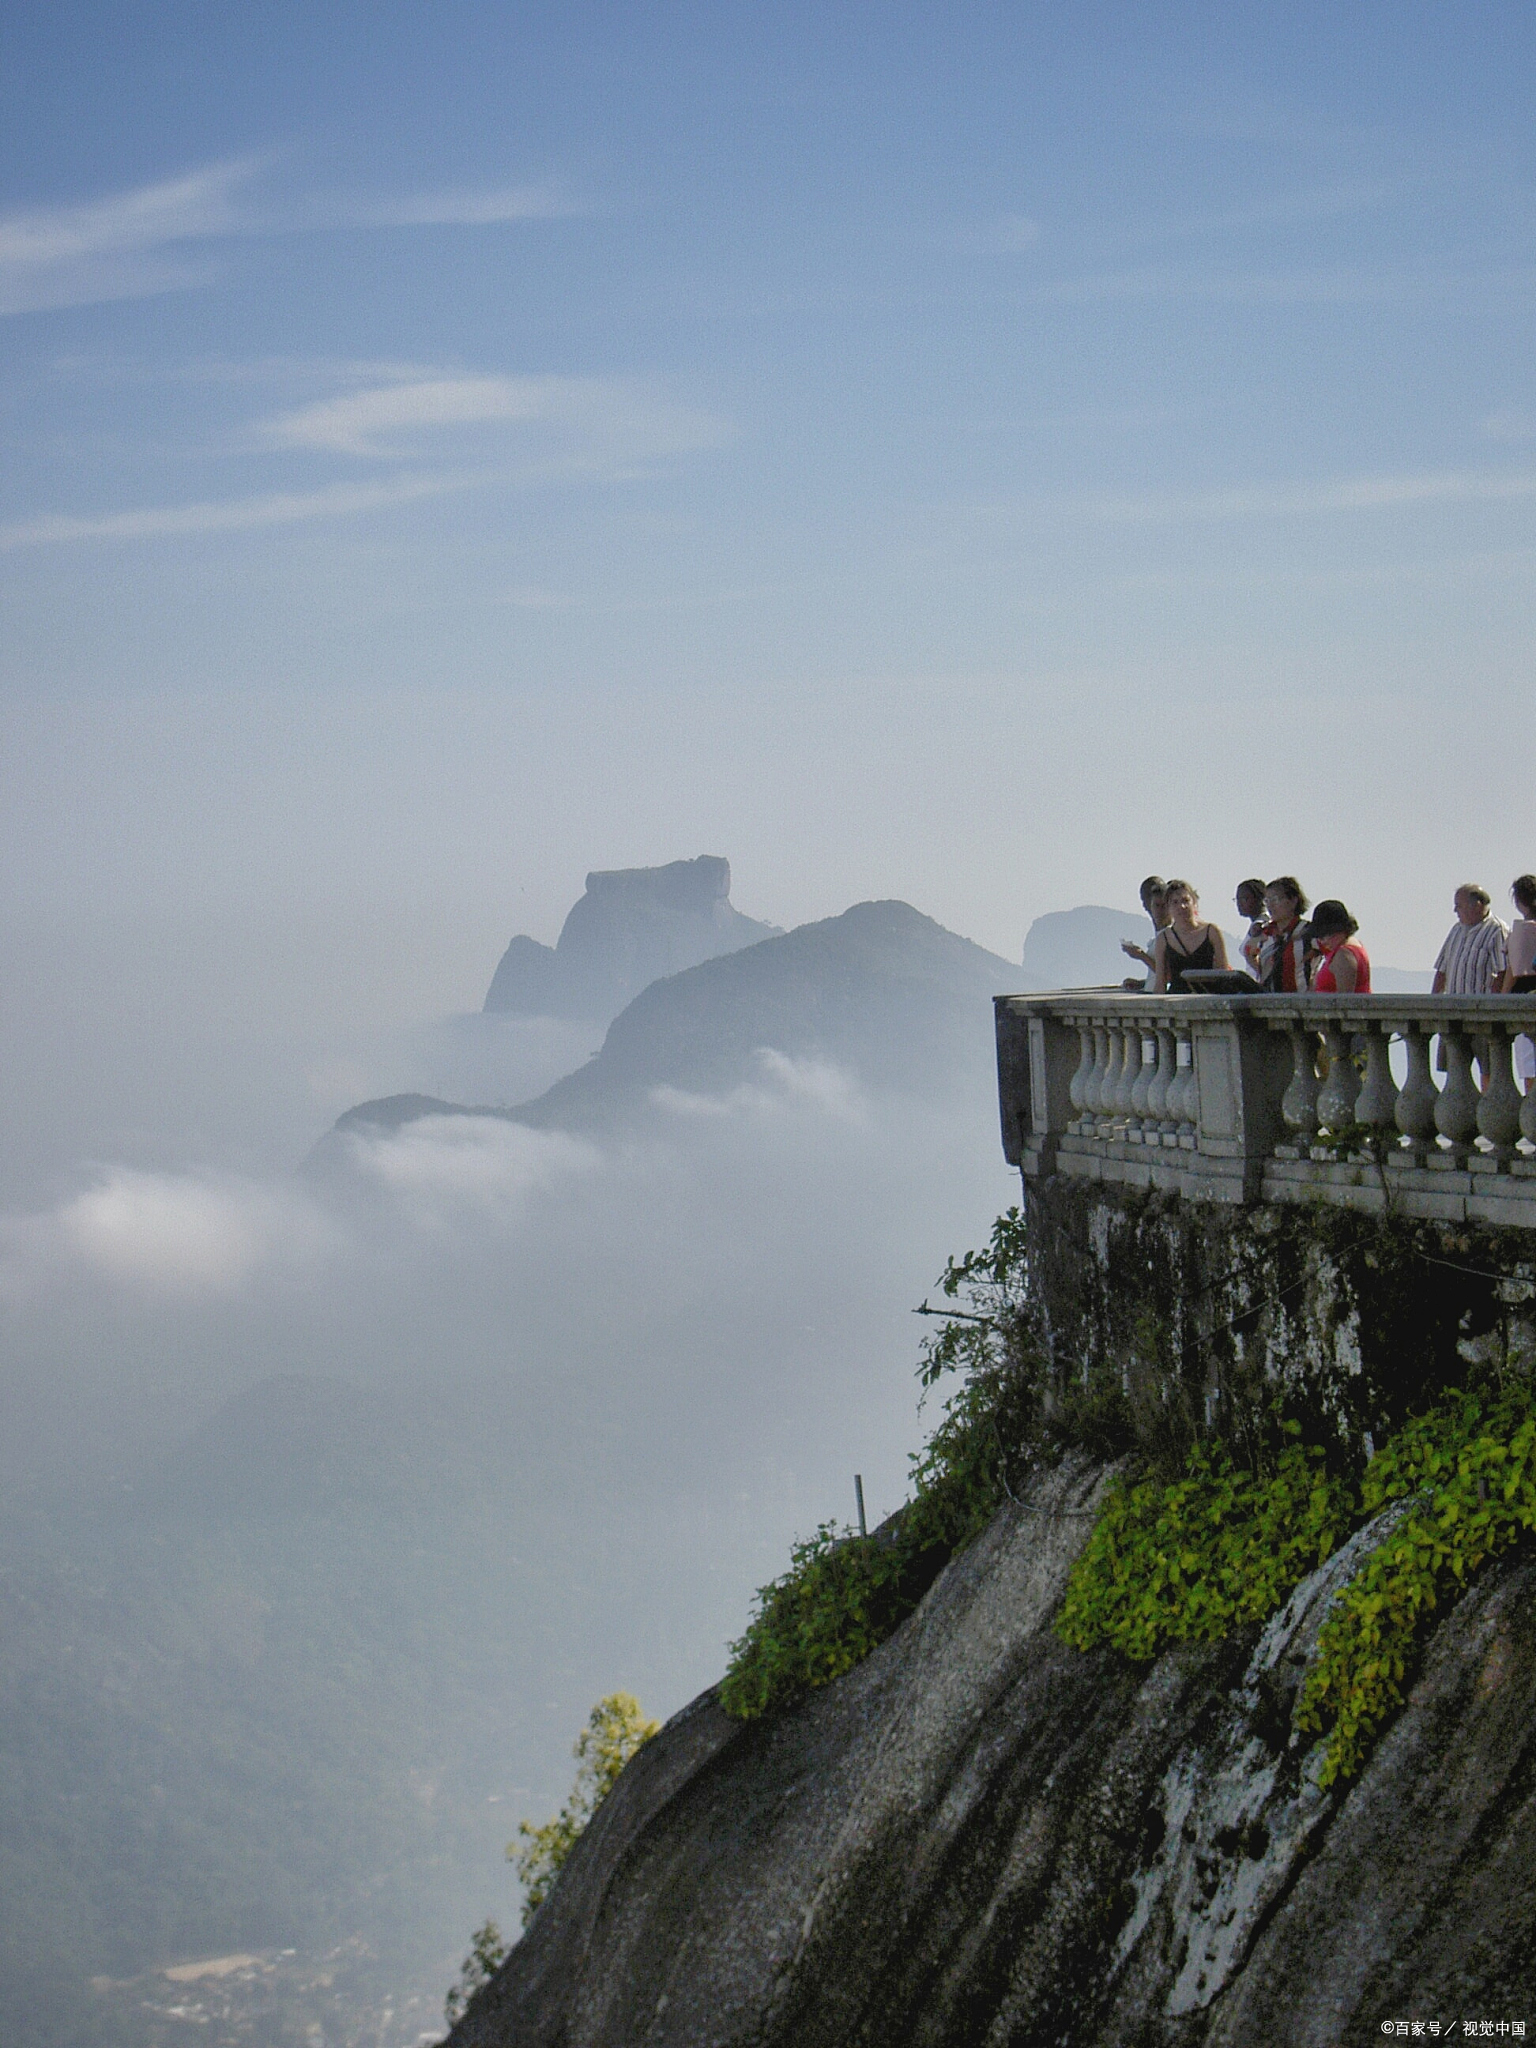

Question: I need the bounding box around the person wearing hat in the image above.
[1310,900,1370,994]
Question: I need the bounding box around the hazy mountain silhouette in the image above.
[335,900,1020,1141]
[1021,903,1146,989]
[484,857,779,1025]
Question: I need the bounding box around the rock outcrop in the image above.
[451,1457,1536,2047]
[484,857,779,1023]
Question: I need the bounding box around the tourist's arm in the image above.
[1331,947,1359,994]
[1152,931,1171,994]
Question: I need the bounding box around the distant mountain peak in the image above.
[484,855,781,1024]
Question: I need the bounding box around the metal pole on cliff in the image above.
[854,1474,867,1537]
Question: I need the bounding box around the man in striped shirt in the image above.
[1433,884,1509,995]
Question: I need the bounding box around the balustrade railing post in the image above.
[1355,1024,1399,1145]
[1169,1027,1197,1141]
[1087,1024,1112,1117]
[1148,1026,1176,1139]
[1281,1025,1320,1144]
[1130,1031,1157,1124]
[1477,1026,1523,1160]
[1395,1027,1438,1154]
[1434,1028,1481,1158]
[1100,1026,1125,1132]
[1116,1024,1142,1132]
[1316,1021,1360,1137]
[1068,1023,1094,1129]
[1521,1053,1536,1151]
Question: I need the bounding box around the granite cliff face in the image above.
[484,857,779,1024]
[451,1457,1536,2048]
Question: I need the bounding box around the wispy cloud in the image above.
[0,162,581,317]
[0,472,485,550]
[954,211,1042,255]
[258,373,725,463]
[344,183,575,228]
[0,1166,341,1300]
[1155,178,1420,240]
[262,375,575,456]
[1031,263,1415,306]
[0,369,728,547]
[1072,467,1536,524]
[0,160,256,315]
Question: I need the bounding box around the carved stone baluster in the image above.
[1354,1023,1399,1141]
[1099,1026,1125,1131]
[1316,1023,1360,1136]
[1116,1025,1143,1134]
[1129,1033,1157,1123]
[1068,1024,1094,1128]
[1086,1024,1112,1117]
[1147,1026,1176,1139]
[1477,1027,1523,1160]
[1523,1046,1536,1151]
[1280,1026,1320,1143]
[1169,1028,1197,1138]
[1434,1029,1480,1156]
[1395,1027,1438,1152]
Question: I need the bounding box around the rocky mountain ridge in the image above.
[333,899,1018,1140]
[450,1457,1536,2048]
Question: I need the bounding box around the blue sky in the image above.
[3,0,1535,1048]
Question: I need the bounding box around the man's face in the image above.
[1455,890,1486,927]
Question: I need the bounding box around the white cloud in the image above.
[339,1114,600,1222]
[0,472,486,550]
[988,213,1042,252]
[259,372,727,463]
[1481,409,1536,445]
[0,161,256,316]
[0,162,580,317]
[0,161,252,272]
[0,1167,340,1299]
[650,1050,866,1125]
[262,375,563,455]
[351,183,576,228]
[1074,467,1536,523]
[1031,263,1412,306]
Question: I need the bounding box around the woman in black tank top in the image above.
[1154,881,1230,993]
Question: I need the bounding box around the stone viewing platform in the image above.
[996,990,1536,1230]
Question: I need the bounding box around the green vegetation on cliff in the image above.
[1056,1433,1352,1660]
[1059,1383,1536,1782]
[511,1694,659,1922]
[722,1205,1536,1790]
[722,1210,1124,1720]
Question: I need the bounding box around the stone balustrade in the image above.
[995,989,1536,1228]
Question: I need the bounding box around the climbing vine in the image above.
[1297,1384,1536,1783]
[1059,1382,1536,1784]
[1056,1432,1353,1662]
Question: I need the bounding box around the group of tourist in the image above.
[1121,872,1536,1088]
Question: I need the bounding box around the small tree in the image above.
[443,1918,507,2030]
[510,1692,659,1925]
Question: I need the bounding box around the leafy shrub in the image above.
[1297,1384,1536,1783]
[443,1918,508,2030]
[510,1693,659,1924]
[1056,1434,1353,1662]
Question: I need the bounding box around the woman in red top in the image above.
[1309,900,1371,993]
